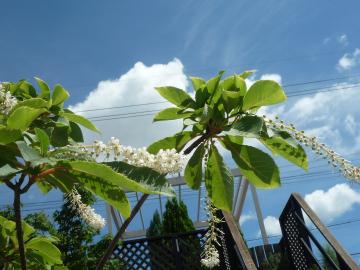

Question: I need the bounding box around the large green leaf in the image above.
[223,140,280,188]
[69,121,84,142]
[51,124,69,147]
[147,131,194,154]
[222,75,246,94]
[0,164,21,178]
[205,144,233,211]
[222,90,243,113]
[10,98,50,112]
[242,80,286,110]
[35,128,50,155]
[61,112,99,133]
[184,144,205,189]
[105,161,174,196]
[26,237,62,265]
[153,107,193,122]
[7,107,47,131]
[206,72,224,95]
[15,141,55,166]
[238,70,256,79]
[63,170,131,217]
[0,127,22,144]
[155,86,196,108]
[190,76,206,91]
[35,77,51,100]
[226,115,267,138]
[52,84,69,106]
[261,133,308,170]
[67,161,174,197]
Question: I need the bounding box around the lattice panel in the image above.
[281,211,311,270]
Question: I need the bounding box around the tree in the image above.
[162,197,195,234]
[146,210,162,237]
[0,79,176,269]
[53,186,98,269]
[24,212,57,236]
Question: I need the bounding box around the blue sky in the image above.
[1,0,360,263]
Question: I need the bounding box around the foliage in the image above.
[146,210,162,237]
[149,71,309,211]
[162,197,195,234]
[0,214,65,269]
[321,245,339,270]
[53,186,98,269]
[24,212,57,236]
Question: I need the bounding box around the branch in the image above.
[4,179,15,190]
[20,178,34,194]
[183,133,209,155]
[29,166,66,182]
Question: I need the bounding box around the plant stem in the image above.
[184,133,209,155]
[96,194,149,270]
[14,179,27,270]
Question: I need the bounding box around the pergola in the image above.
[105,168,269,245]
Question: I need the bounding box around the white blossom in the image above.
[66,188,106,230]
[0,83,17,115]
[264,116,360,182]
[84,137,186,174]
[201,199,223,269]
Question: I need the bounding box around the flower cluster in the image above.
[201,199,223,269]
[0,83,17,115]
[87,137,186,174]
[264,116,360,182]
[66,188,106,230]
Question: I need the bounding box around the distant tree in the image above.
[322,245,339,270]
[162,197,195,234]
[24,212,57,236]
[146,210,162,237]
[53,186,98,269]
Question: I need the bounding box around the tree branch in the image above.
[96,194,149,269]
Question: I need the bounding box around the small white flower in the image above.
[66,188,106,230]
[0,83,17,115]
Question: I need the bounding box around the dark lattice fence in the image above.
[111,230,207,270]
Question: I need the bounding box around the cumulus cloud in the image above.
[260,74,282,84]
[260,216,281,237]
[337,34,349,47]
[304,183,360,223]
[239,213,256,226]
[69,58,188,147]
[337,48,360,71]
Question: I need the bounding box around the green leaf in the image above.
[226,115,267,138]
[69,121,84,142]
[67,161,174,196]
[105,161,174,196]
[222,75,246,95]
[35,77,51,100]
[147,131,194,154]
[61,112,99,133]
[16,141,55,166]
[222,90,243,113]
[35,128,50,155]
[261,134,308,170]
[223,141,280,189]
[0,164,21,178]
[205,144,233,211]
[64,170,131,217]
[7,107,47,131]
[184,144,205,189]
[190,76,206,91]
[238,70,256,79]
[0,127,22,144]
[36,181,53,194]
[206,71,224,95]
[243,80,287,111]
[10,98,50,112]
[154,107,193,122]
[51,125,69,147]
[52,84,70,106]
[156,86,196,108]
[26,237,62,265]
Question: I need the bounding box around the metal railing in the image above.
[279,193,359,270]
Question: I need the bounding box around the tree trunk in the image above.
[96,194,149,270]
[14,188,27,270]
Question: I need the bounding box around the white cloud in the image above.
[239,213,256,226]
[304,183,360,223]
[70,59,188,147]
[344,114,357,136]
[337,48,360,71]
[337,34,349,47]
[260,216,281,237]
[260,74,282,85]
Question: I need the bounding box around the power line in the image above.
[79,83,360,122]
[73,74,360,114]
